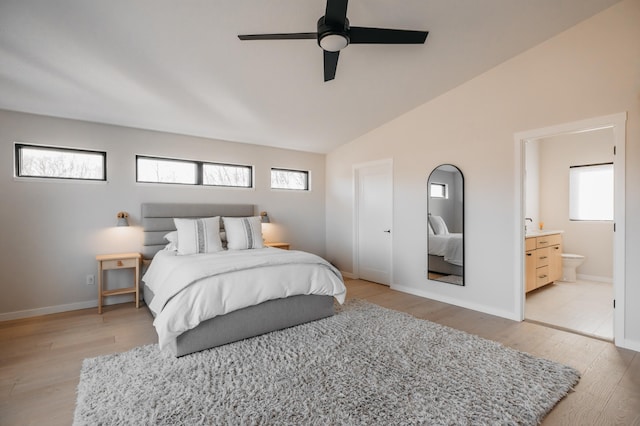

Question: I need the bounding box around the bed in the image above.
[141,203,346,357]
[427,214,463,276]
[428,233,463,276]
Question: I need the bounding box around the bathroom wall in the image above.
[525,140,540,230]
[538,127,615,281]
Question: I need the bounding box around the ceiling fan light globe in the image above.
[319,34,349,52]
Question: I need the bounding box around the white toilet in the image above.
[561,253,585,282]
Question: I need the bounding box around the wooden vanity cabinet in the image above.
[525,238,537,292]
[525,233,563,293]
[549,244,562,282]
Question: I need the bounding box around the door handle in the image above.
[384,229,391,233]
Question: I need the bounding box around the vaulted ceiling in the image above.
[0,0,621,153]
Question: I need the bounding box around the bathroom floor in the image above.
[525,279,613,341]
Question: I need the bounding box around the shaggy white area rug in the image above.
[74,300,579,425]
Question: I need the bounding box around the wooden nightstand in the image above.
[96,252,142,314]
[265,242,290,250]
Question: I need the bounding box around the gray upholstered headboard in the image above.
[141,203,255,260]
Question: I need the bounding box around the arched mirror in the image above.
[427,164,464,286]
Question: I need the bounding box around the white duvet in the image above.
[428,233,463,266]
[142,248,346,350]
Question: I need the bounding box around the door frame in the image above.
[513,112,626,346]
[352,158,394,284]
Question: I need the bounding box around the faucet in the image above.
[525,217,533,233]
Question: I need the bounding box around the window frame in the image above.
[569,162,614,222]
[14,143,107,182]
[135,155,254,188]
[270,167,310,191]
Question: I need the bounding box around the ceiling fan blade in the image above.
[238,33,317,41]
[325,0,348,26]
[324,50,340,82]
[349,27,428,44]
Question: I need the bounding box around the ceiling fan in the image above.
[238,0,428,82]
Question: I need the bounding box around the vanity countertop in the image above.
[525,230,564,238]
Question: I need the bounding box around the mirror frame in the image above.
[427,164,465,286]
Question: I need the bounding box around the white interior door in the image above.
[356,161,392,285]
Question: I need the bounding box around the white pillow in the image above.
[428,222,435,235]
[429,215,449,235]
[163,231,178,251]
[222,216,264,250]
[173,217,223,255]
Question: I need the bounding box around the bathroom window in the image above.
[569,163,613,221]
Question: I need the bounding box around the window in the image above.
[203,163,252,188]
[271,168,309,190]
[569,163,613,221]
[137,156,197,184]
[15,143,106,181]
[429,182,447,198]
[136,155,253,188]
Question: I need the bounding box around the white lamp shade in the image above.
[116,211,129,227]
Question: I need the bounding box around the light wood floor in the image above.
[1,279,639,425]
[526,279,614,341]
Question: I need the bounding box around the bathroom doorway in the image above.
[515,113,626,345]
[524,128,614,340]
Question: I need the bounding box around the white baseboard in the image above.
[616,337,640,352]
[0,295,136,322]
[576,274,613,284]
[392,283,640,351]
[391,283,520,322]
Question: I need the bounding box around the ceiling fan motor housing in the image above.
[317,16,350,51]
[238,3,428,82]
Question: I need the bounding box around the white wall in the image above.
[0,110,326,318]
[326,0,640,346]
[538,128,614,280]
[524,140,540,230]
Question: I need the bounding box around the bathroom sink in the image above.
[525,229,564,238]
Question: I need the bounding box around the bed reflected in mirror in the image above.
[427,164,464,286]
